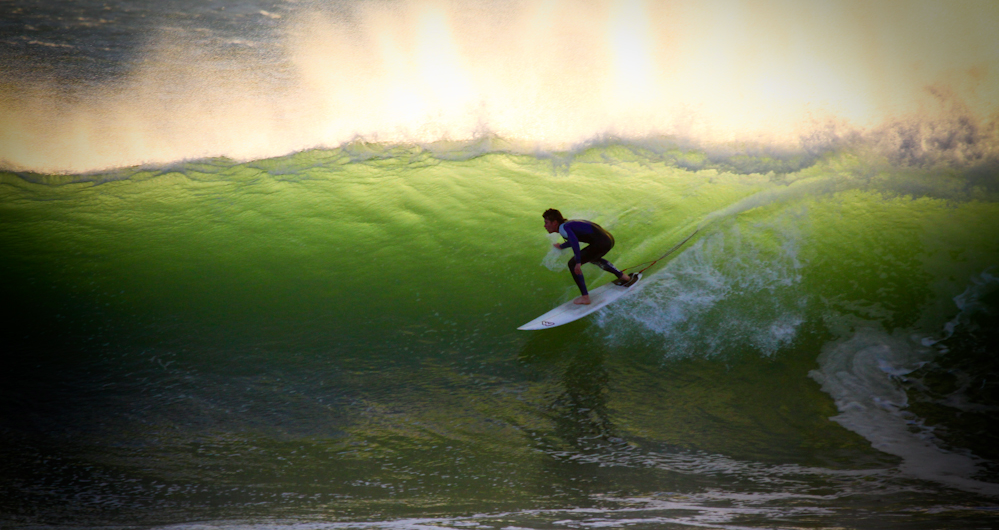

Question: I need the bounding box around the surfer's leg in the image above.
[594,259,635,286]
[582,240,631,283]
[567,256,592,304]
[593,259,634,285]
[567,256,589,296]
[593,258,625,278]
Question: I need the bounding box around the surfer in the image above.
[543,208,636,305]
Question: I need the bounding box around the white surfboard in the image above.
[518,273,642,330]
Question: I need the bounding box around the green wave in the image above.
[2,140,998,523]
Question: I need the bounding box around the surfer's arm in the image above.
[559,225,583,263]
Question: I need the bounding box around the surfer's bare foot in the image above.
[613,273,633,286]
[574,295,591,305]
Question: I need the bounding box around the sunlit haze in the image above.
[1,0,997,173]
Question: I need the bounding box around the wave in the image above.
[1,135,998,525]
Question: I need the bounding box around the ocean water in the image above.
[2,1,999,528]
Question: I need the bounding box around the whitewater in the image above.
[2,1,999,528]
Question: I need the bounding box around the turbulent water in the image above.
[3,1,999,529]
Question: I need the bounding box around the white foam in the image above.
[601,219,807,358]
[809,326,999,496]
[541,236,568,272]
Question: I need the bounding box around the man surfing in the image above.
[543,208,636,305]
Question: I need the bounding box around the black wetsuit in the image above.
[558,220,626,295]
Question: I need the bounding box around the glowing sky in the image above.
[1,0,997,172]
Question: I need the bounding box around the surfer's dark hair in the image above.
[543,209,566,224]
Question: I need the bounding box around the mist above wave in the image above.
[1,0,997,173]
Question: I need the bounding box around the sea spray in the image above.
[600,214,808,359]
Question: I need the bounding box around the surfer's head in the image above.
[543,208,566,234]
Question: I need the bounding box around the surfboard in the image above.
[518,273,642,330]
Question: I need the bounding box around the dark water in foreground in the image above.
[2,141,999,528]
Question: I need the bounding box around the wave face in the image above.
[2,139,998,527]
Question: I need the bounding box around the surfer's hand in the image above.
[552,243,562,250]
[574,263,582,275]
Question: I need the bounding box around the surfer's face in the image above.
[544,218,560,234]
